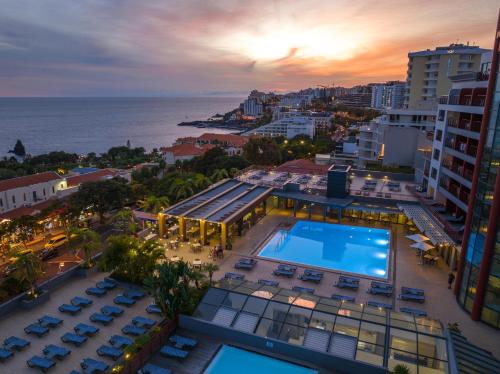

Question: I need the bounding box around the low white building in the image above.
[161,143,214,165]
[243,117,315,139]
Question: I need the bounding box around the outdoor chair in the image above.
[132,316,156,329]
[70,296,93,308]
[74,323,99,336]
[169,335,198,349]
[101,305,124,317]
[4,336,30,350]
[89,313,113,326]
[109,335,133,349]
[138,363,173,374]
[367,301,393,309]
[292,286,315,294]
[85,287,107,297]
[331,294,355,302]
[113,295,136,307]
[61,332,87,347]
[400,307,427,316]
[121,324,146,336]
[38,315,63,328]
[0,348,13,362]
[27,355,56,372]
[96,280,116,290]
[97,345,123,361]
[258,279,279,287]
[160,345,189,360]
[24,323,49,338]
[146,304,162,315]
[42,344,71,360]
[224,272,245,280]
[124,289,146,300]
[80,358,109,373]
[58,304,82,315]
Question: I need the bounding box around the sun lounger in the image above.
[146,304,162,314]
[61,333,87,347]
[124,289,146,300]
[74,323,99,336]
[109,335,133,349]
[160,345,189,360]
[367,287,393,296]
[24,323,49,337]
[97,345,123,361]
[101,305,124,317]
[277,264,297,272]
[85,287,107,297]
[113,295,136,307]
[400,307,427,316]
[234,258,257,270]
[42,344,71,360]
[224,272,245,280]
[371,281,393,289]
[121,324,146,336]
[0,348,13,362]
[331,294,355,302]
[398,293,425,303]
[132,316,156,328]
[71,296,93,307]
[80,358,109,373]
[297,274,322,283]
[272,269,294,277]
[139,363,173,374]
[96,280,116,290]
[89,313,113,326]
[335,280,360,290]
[38,315,63,328]
[292,286,315,294]
[258,279,279,287]
[58,304,82,315]
[367,301,392,309]
[401,287,425,296]
[339,275,360,284]
[304,269,324,277]
[104,277,118,287]
[27,355,55,372]
[168,335,198,349]
[4,336,30,350]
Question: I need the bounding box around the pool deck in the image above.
[0,271,158,374]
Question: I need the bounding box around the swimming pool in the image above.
[258,221,390,278]
[204,345,318,374]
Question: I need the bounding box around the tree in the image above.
[72,228,101,267]
[138,195,170,214]
[11,215,40,250]
[210,169,229,182]
[243,137,282,166]
[11,139,26,157]
[168,178,194,201]
[12,253,42,295]
[111,209,137,234]
[203,263,219,285]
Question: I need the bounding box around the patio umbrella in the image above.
[406,234,430,242]
[410,242,434,252]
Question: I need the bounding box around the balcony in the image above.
[441,164,473,189]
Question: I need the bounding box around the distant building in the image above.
[176,133,248,156]
[272,110,333,132]
[243,117,315,139]
[336,93,372,108]
[243,98,263,117]
[160,144,214,164]
[371,81,406,109]
[405,43,490,108]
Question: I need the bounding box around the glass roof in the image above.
[194,281,448,373]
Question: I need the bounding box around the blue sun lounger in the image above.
[297,273,322,283]
[272,268,294,277]
[160,345,189,360]
[224,272,245,281]
[80,358,109,373]
[258,279,279,287]
[146,304,162,314]
[101,305,124,317]
[132,316,155,328]
[38,315,63,328]
[139,363,173,374]
[338,275,360,284]
[109,335,133,349]
[85,287,107,297]
[121,324,146,336]
[74,323,99,336]
[71,296,93,307]
[43,344,71,360]
[61,333,87,347]
[292,286,315,294]
[169,335,198,349]
[331,294,356,302]
[371,281,393,290]
[113,295,136,307]
[89,313,113,326]
[304,269,324,278]
[0,348,13,362]
[27,355,55,372]
[277,264,297,272]
[335,280,360,290]
[58,304,81,315]
[234,258,257,270]
[401,287,425,296]
[4,336,30,350]
[97,345,123,361]
[124,289,146,300]
[400,307,427,316]
[398,293,425,303]
[24,323,50,337]
[96,280,116,290]
[367,287,393,296]
[367,301,393,309]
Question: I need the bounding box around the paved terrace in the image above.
[0,271,158,374]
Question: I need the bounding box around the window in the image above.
[23,193,26,201]
[12,195,15,204]
[431,168,437,179]
[438,110,445,121]
[0,198,3,207]
[433,149,441,161]
[43,188,46,196]
[436,129,443,141]
[52,186,55,193]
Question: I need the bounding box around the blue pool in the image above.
[204,345,318,374]
[258,221,390,278]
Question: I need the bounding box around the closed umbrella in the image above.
[406,234,430,242]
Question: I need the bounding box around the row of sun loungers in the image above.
[139,363,173,374]
[159,334,199,361]
[399,287,426,303]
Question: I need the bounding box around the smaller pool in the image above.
[204,345,318,374]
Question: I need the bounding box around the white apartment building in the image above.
[371,81,406,109]
[243,98,263,117]
[0,171,67,215]
[243,117,315,139]
[279,93,313,107]
[272,110,333,131]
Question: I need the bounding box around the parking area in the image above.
[0,271,158,373]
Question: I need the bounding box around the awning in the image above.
[411,242,434,252]
[406,234,430,242]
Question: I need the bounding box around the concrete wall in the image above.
[382,127,421,167]
[350,169,415,181]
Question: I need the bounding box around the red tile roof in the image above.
[0,198,59,220]
[198,133,248,147]
[0,171,62,193]
[275,159,330,175]
[66,169,118,188]
[161,143,214,157]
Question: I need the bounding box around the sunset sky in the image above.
[0,0,498,97]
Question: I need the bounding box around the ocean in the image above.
[0,97,244,157]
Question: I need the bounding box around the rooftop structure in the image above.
[243,117,315,139]
[160,143,214,165]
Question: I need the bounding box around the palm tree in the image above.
[168,179,195,201]
[13,253,43,295]
[139,195,170,214]
[210,169,229,182]
[72,228,101,267]
[228,167,240,177]
[203,263,219,285]
[112,209,137,234]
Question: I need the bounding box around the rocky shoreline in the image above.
[177,120,253,132]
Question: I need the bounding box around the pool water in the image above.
[258,221,390,278]
[204,345,318,374]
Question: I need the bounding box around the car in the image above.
[38,248,59,261]
[44,235,68,250]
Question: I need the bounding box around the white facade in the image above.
[243,117,315,139]
[371,82,406,109]
[243,98,263,117]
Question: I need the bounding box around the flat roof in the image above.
[272,190,353,208]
